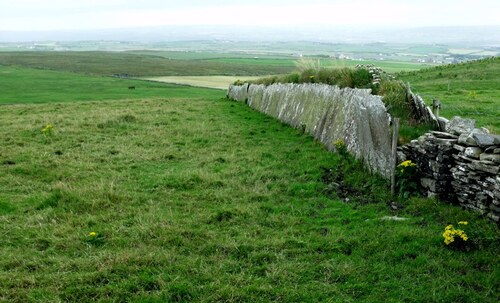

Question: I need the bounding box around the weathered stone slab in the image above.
[432,138,457,146]
[480,153,500,163]
[453,144,465,152]
[469,160,499,174]
[437,117,449,132]
[431,131,458,139]
[472,133,499,148]
[446,116,475,135]
[464,147,483,159]
[228,83,392,177]
[458,134,479,146]
[421,178,438,191]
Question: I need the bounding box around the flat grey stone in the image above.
[437,117,449,132]
[432,138,457,146]
[480,153,500,163]
[446,116,475,135]
[472,133,498,148]
[470,128,490,135]
[458,134,478,146]
[453,144,465,152]
[430,131,458,139]
[464,147,483,159]
[470,160,499,174]
[421,178,438,191]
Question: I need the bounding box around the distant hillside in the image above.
[397,57,500,133]
[0,51,293,77]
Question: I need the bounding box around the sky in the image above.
[1,0,499,32]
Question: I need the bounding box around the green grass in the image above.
[0,66,222,104]
[398,57,500,133]
[0,67,499,302]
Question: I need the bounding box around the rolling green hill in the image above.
[0,51,294,77]
[398,57,500,133]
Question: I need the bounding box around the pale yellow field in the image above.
[448,48,482,55]
[141,76,264,90]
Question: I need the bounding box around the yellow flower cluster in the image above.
[42,124,54,134]
[88,231,97,237]
[398,160,416,173]
[399,160,416,168]
[442,224,468,245]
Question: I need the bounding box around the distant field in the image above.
[398,57,500,133]
[201,57,430,72]
[0,51,294,77]
[0,51,429,79]
[142,76,265,90]
[127,50,294,60]
[0,66,222,104]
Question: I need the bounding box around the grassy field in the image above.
[0,66,222,104]
[0,52,294,77]
[0,50,431,81]
[398,57,500,133]
[0,66,499,302]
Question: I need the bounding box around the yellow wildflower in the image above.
[458,221,468,225]
[42,124,54,135]
[442,224,468,245]
[399,160,416,168]
[89,232,97,237]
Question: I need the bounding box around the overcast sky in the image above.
[1,0,499,31]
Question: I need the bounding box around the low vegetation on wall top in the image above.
[235,64,435,142]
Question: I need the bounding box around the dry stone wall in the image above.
[228,83,393,178]
[400,117,500,222]
[228,83,499,222]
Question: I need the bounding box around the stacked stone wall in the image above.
[400,117,500,222]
